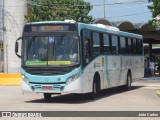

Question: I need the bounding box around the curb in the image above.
[156,89,160,97]
[0,74,21,86]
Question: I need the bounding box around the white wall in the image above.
[0,0,4,72]
[4,0,26,73]
[0,0,3,41]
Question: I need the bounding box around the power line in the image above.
[106,11,151,18]
[94,1,149,6]
[0,0,150,7]
[0,0,152,21]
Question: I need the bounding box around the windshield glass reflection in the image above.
[23,34,79,66]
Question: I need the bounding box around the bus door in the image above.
[92,32,105,90]
[81,29,93,92]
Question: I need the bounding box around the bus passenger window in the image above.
[111,35,119,54]
[82,29,91,56]
[92,32,100,54]
[103,34,110,54]
[127,38,132,54]
[132,39,137,54]
[120,37,126,54]
[137,39,143,54]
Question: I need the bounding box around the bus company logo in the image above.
[2,112,11,117]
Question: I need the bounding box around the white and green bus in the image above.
[15,20,144,99]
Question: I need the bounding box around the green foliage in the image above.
[148,19,160,28]
[25,0,93,23]
[148,0,160,27]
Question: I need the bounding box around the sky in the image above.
[85,0,152,23]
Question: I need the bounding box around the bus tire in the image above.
[43,93,51,100]
[88,75,100,100]
[87,80,97,100]
[126,72,132,90]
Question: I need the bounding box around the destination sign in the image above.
[24,24,76,32]
[31,26,67,32]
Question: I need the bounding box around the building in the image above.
[0,0,3,72]
[0,0,26,73]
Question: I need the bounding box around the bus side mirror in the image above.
[15,37,22,58]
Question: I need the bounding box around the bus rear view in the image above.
[15,21,81,99]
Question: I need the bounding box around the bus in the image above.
[15,20,144,100]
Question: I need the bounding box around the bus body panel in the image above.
[106,55,144,88]
[81,56,106,93]
[81,55,144,93]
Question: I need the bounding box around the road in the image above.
[0,79,160,120]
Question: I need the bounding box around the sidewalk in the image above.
[141,75,160,80]
[0,74,21,85]
[156,90,160,97]
[141,76,160,97]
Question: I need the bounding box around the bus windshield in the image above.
[23,33,79,67]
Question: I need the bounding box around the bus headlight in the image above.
[22,75,30,85]
[66,72,80,85]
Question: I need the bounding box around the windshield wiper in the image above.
[61,33,65,40]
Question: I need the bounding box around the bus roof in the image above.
[26,21,142,39]
[78,23,143,39]
[29,20,76,24]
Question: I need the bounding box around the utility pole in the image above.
[103,0,106,19]
[2,0,8,73]
[2,0,4,73]
[2,0,4,41]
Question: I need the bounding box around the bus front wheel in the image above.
[126,72,132,90]
[88,76,100,100]
[87,80,97,100]
[43,93,51,100]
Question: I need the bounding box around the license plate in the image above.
[42,86,52,90]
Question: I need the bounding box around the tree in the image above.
[148,0,160,27]
[25,0,93,23]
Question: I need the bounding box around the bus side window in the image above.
[127,38,132,54]
[103,34,110,54]
[81,29,91,64]
[137,39,143,54]
[111,35,119,54]
[92,32,100,54]
[120,37,126,54]
[82,29,90,55]
[132,38,137,54]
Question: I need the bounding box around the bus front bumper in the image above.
[22,77,82,94]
